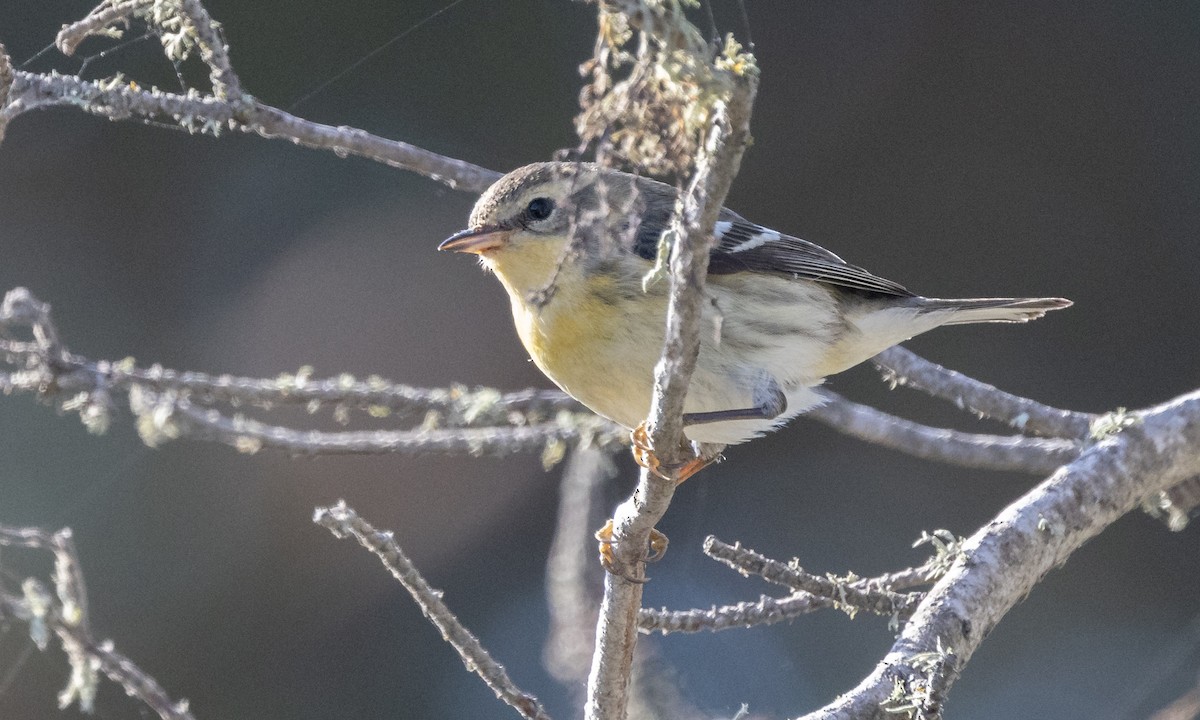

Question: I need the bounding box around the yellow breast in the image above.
[485,240,661,429]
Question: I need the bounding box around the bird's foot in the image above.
[630,422,717,484]
[595,519,669,581]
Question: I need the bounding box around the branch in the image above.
[163,393,619,456]
[544,444,613,684]
[585,36,760,720]
[314,502,552,720]
[639,545,939,634]
[0,286,621,457]
[807,393,1080,474]
[800,389,1200,720]
[873,346,1095,439]
[0,43,11,143]
[0,7,499,192]
[702,537,924,620]
[0,526,194,720]
[55,0,147,56]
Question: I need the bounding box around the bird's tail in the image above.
[917,296,1073,325]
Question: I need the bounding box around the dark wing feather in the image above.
[707,209,913,297]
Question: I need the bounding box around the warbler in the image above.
[441,162,1070,456]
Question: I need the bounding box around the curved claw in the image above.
[645,528,669,563]
[594,519,669,580]
[630,422,717,484]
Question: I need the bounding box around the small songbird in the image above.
[441,162,1069,474]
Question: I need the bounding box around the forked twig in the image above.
[0,526,195,720]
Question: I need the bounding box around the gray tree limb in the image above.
[314,502,552,720]
[800,390,1200,720]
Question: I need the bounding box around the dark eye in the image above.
[526,197,555,221]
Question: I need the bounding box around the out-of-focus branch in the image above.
[0,286,621,458]
[807,394,1080,474]
[162,393,619,456]
[0,526,195,720]
[544,444,613,684]
[799,389,1200,720]
[314,502,552,720]
[0,43,12,143]
[1148,674,1200,720]
[874,346,1095,439]
[55,0,147,56]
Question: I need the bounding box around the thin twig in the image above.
[4,70,500,192]
[0,525,194,720]
[808,393,1080,474]
[0,286,620,456]
[874,346,1095,439]
[176,0,242,100]
[800,390,1200,720]
[704,537,923,619]
[639,558,937,634]
[639,593,839,634]
[168,395,619,455]
[56,0,149,56]
[314,502,552,720]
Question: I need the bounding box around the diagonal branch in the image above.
[4,69,500,192]
[314,502,552,720]
[799,389,1200,720]
[807,394,1080,474]
[874,346,1095,439]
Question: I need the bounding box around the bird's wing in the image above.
[706,210,914,297]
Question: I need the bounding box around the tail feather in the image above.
[917,297,1073,325]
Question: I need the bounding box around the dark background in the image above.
[1,1,1198,718]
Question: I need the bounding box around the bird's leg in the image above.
[681,375,788,427]
[603,377,784,574]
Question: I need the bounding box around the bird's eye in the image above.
[526,197,555,221]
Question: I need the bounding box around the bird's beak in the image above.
[438,226,510,254]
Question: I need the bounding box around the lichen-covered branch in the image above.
[639,541,942,635]
[0,6,499,191]
[799,389,1200,720]
[584,13,760,720]
[55,0,149,56]
[314,502,552,720]
[702,537,923,620]
[0,286,620,459]
[165,393,617,456]
[0,526,195,720]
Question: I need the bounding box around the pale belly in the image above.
[503,271,855,446]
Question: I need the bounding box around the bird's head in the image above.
[440,162,673,296]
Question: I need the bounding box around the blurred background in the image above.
[1,1,1198,718]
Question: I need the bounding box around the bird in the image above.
[440,161,1070,480]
